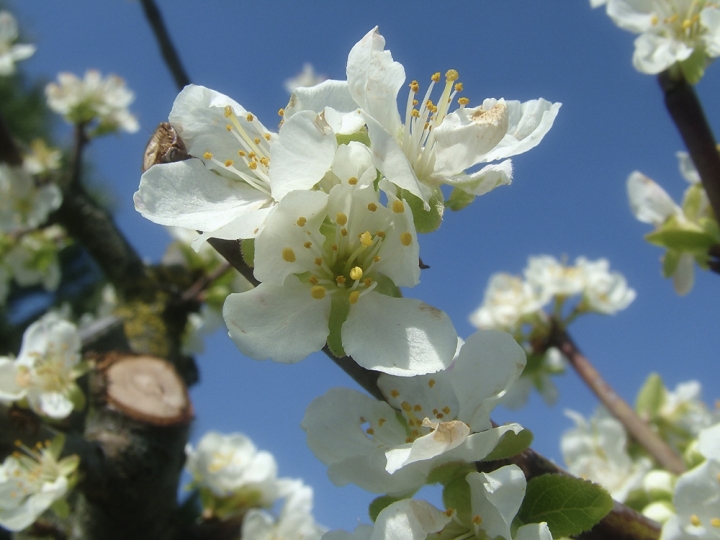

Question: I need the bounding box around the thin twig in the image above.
[206,238,259,287]
[67,122,88,188]
[549,324,686,475]
[658,70,720,222]
[180,261,233,302]
[139,0,191,91]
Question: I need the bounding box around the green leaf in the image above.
[68,384,86,412]
[483,428,533,461]
[50,497,70,519]
[402,188,444,233]
[517,474,613,538]
[445,187,476,212]
[369,495,405,522]
[326,292,350,358]
[646,227,718,252]
[426,461,477,486]
[443,475,472,526]
[682,184,705,221]
[635,372,665,420]
[241,239,255,268]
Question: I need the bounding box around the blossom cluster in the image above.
[46,69,139,135]
[185,431,325,540]
[134,27,560,377]
[560,375,719,525]
[591,0,720,81]
[0,435,79,531]
[468,254,635,407]
[627,152,717,295]
[0,312,87,419]
[0,11,35,76]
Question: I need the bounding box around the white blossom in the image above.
[661,423,720,539]
[0,11,35,76]
[285,27,560,206]
[0,165,62,234]
[135,84,337,247]
[2,225,65,294]
[223,180,457,376]
[185,431,282,505]
[284,63,327,93]
[0,313,85,419]
[469,273,546,332]
[524,255,587,302]
[0,436,78,532]
[576,257,637,314]
[301,330,526,494]
[23,139,62,176]
[593,0,720,77]
[242,479,326,540]
[45,69,139,134]
[562,408,652,502]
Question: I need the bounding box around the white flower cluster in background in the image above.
[562,408,653,503]
[284,63,327,93]
[46,69,139,135]
[134,26,560,377]
[0,436,79,532]
[0,312,87,419]
[468,254,635,407]
[185,430,325,540]
[0,11,35,76]
[0,164,62,235]
[628,152,716,295]
[591,0,720,80]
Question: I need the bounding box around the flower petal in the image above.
[627,171,680,225]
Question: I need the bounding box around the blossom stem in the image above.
[658,70,720,271]
[180,261,233,303]
[138,0,191,91]
[548,323,686,475]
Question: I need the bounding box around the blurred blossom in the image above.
[23,139,62,176]
[0,164,62,234]
[284,63,326,93]
[0,11,35,76]
[45,69,139,134]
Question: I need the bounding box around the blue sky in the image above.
[10,0,720,531]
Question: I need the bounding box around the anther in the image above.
[410,80,419,92]
[336,276,346,285]
[454,82,463,92]
[336,212,348,226]
[428,379,436,388]
[367,202,378,212]
[341,228,348,237]
[458,97,470,106]
[224,159,234,167]
[691,515,701,527]
[401,401,412,411]
[392,200,405,213]
[203,152,213,160]
[297,217,307,226]
[711,518,720,528]
[472,516,482,525]
[348,177,358,185]
[390,389,400,398]
[350,267,363,281]
[400,232,412,246]
[431,72,441,82]
[226,124,233,131]
[376,231,385,238]
[373,255,380,262]
[366,428,375,435]
[254,137,261,144]
[311,286,326,300]
[309,276,319,285]
[264,133,271,140]
[360,232,373,247]
[224,105,233,118]
[282,248,296,263]
[349,291,360,304]
[239,150,247,156]
[246,113,254,121]
[363,278,372,287]
[413,404,422,412]
[445,69,459,82]
[304,241,312,248]
[278,108,285,117]
[314,257,323,266]
[249,162,258,170]
[442,406,451,414]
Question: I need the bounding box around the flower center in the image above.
[401,69,467,179]
[201,105,274,197]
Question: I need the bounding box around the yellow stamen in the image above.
[224,105,233,118]
[224,159,234,167]
[445,69,459,82]
[392,200,405,213]
[336,212,348,226]
[691,514,701,527]
[349,291,360,304]
[311,286,326,300]
[458,97,470,106]
[340,228,348,236]
[336,276,346,285]
[246,113,254,121]
[278,108,285,117]
[350,267,363,281]
[348,177,358,185]
[303,241,312,248]
[431,72,441,82]
[400,232,412,246]
[296,217,307,226]
[282,248,296,263]
[203,151,213,160]
[360,232,373,247]
[428,379,436,388]
[367,202,378,212]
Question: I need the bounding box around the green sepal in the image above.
[483,427,533,461]
[679,49,707,85]
[401,188,444,234]
[662,249,682,278]
[682,184,706,221]
[369,495,406,522]
[635,372,665,421]
[645,226,718,253]
[327,292,350,358]
[49,433,66,457]
[373,274,403,298]
[336,130,371,147]
[241,239,255,268]
[50,497,71,519]
[699,216,720,240]
[68,384,86,413]
[517,474,613,538]
[445,187,476,212]
[442,475,472,527]
[426,461,477,486]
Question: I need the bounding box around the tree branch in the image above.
[139,0,191,91]
[548,324,685,475]
[658,70,720,222]
[0,112,22,165]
